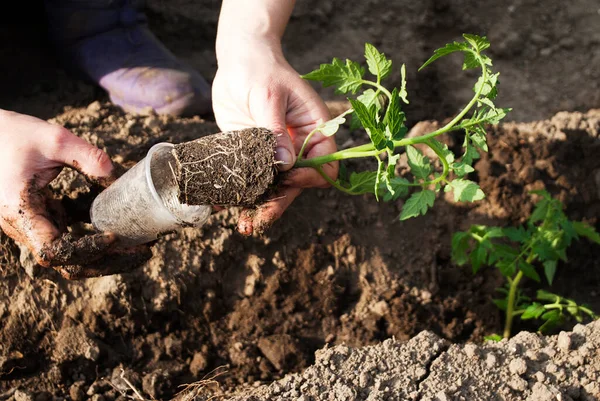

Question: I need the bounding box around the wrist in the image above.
[216,34,284,67]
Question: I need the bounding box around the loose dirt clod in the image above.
[172,128,278,207]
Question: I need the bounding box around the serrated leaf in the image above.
[419,41,470,71]
[573,221,600,244]
[383,177,410,202]
[365,43,392,80]
[400,190,435,220]
[519,261,541,282]
[463,51,480,70]
[503,226,528,242]
[538,310,564,334]
[521,303,545,320]
[302,58,365,94]
[496,260,516,277]
[346,171,378,195]
[451,161,475,177]
[543,260,557,285]
[448,179,485,203]
[470,127,488,152]
[530,199,550,223]
[478,107,511,125]
[406,146,431,180]
[384,88,407,140]
[349,98,388,150]
[463,34,490,52]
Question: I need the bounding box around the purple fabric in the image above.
[44,0,212,116]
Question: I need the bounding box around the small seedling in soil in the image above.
[296,34,511,219]
[451,190,600,340]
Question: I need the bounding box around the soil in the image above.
[0,0,599,400]
[173,128,277,207]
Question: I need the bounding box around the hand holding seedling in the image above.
[212,0,338,235]
[0,110,152,279]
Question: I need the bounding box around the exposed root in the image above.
[172,128,277,207]
[172,366,228,401]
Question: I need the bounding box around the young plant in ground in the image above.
[451,190,600,340]
[296,34,511,219]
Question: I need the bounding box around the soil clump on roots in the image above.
[173,128,278,208]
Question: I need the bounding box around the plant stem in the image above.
[503,251,536,339]
[504,270,523,339]
[360,80,393,99]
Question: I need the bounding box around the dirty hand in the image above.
[212,38,338,235]
[0,109,152,279]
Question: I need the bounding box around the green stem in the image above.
[315,166,356,195]
[504,270,524,339]
[297,109,354,161]
[360,80,393,99]
[503,251,536,339]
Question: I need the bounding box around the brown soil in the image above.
[0,0,599,400]
[173,128,277,207]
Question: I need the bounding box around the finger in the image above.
[45,126,115,183]
[55,244,153,279]
[249,86,296,171]
[39,232,116,267]
[237,187,302,236]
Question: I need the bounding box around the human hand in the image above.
[0,109,152,279]
[212,38,338,235]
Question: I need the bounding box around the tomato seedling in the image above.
[296,34,511,220]
[452,190,600,340]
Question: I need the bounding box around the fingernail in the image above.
[275,147,294,171]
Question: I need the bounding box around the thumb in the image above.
[250,88,295,172]
[49,128,114,179]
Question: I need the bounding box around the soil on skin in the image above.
[0,0,599,400]
[173,128,277,207]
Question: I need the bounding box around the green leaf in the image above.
[406,146,431,180]
[447,179,485,203]
[484,334,503,342]
[346,171,378,195]
[496,260,516,277]
[351,89,383,131]
[503,226,528,243]
[538,310,563,334]
[463,34,491,52]
[349,99,389,150]
[317,115,347,137]
[543,260,558,285]
[573,221,600,244]
[302,58,365,94]
[451,161,475,177]
[470,126,488,152]
[521,303,545,320]
[470,244,488,273]
[364,43,392,80]
[519,261,541,282]
[382,177,410,202]
[477,107,511,125]
[400,190,435,220]
[451,232,471,266]
[419,41,469,71]
[384,88,408,140]
[492,299,507,311]
[530,198,550,223]
[462,51,480,70]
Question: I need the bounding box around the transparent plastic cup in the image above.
[90,142,211,247]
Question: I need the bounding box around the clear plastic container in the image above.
[90,142,211,247]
